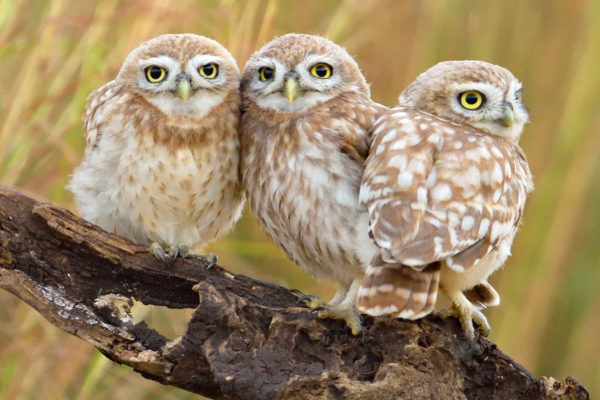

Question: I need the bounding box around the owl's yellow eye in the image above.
[310,63,332,79]
[199,63,218,79]
[259,67,274,81]
[459,90,485,110]
[145,66,167,83]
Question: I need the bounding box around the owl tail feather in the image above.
[464,281,500,308]
[356,254,441,320]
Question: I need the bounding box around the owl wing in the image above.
[82,80,123,150]
[360,106,532,272]
[337,101,388,165]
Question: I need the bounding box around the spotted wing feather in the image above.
[82,81,123,150]
[357,106,532,319]
[360,106,532,271]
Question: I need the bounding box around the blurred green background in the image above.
[0,0,598,398]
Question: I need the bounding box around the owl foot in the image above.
[438,289,490,341]
[314,304,364,336]
[290,289,327,309]
[150,242,181,265]
[149,243,217,268]
[290,282,364,335]
[186,252,218,269]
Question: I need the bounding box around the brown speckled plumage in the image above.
[356,60,533,340]
[240,34,386,333]
[69,34,243,258]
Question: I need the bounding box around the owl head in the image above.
[241,33,370,114]
[399,60,528,141]
[116,33,239,118]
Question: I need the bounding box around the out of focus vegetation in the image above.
[0,0,598,398]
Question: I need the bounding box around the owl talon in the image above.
[179,245,190,259]
[167,245,180,265]
[186,253,218,269]
[150,243,204,266]
[316,304,364,336]
[290,290,325,308]
[438,291,491,342]
[206,254,218,269]
[150,242,171,264]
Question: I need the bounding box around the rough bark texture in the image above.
[0,185,589,400]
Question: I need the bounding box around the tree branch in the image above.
[0,185,589,400]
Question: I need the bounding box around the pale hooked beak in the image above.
[176,75,192,103]
[501,102,514,128]
[283,72,301,102]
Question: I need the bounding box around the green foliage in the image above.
[0,0,598,398]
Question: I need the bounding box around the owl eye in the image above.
[459,90,485,110]
[145,66,167,83]
[310,63,332,79]
[259,67,274,81]
[199,63,219,79]
[515,88,522,101]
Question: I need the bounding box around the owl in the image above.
[69,34,244,264]
[356,60,533,340]
[240,34,387,334]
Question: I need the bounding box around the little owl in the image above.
[356,60,533,340]
[240,34,387,334]
[69,34,244,264]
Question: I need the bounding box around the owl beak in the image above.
[284,77,300,102]
[501,102,514,128]
[176,78,192,103]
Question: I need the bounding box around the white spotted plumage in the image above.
[356,60,533,340]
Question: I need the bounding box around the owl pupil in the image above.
[465,93,478,104]
[315,65,327,77]
[149,67,162,80]
[262,68,273,80]
[203,65,214,75]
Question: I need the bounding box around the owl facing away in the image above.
[69,34,244,264]
[356,61,533,340]
[240,34,386,334]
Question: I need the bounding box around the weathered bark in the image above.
[0,185,589,400]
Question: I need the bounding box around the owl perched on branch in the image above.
[69,34,244,264]
[356,60,533,340]
[240,34,387,334]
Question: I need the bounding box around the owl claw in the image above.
[150,242,171,265]
[179,245,189,259]
[185,253,218,269]
[316,304,364,336]
[290,290,326,308]
[437,293,491,342]
[149,243,216,268]
[168,245,180,264]
[206,254,218,269]
[291,282,364,335]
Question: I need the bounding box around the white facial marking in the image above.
[248,52,353,113]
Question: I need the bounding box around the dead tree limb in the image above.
[0,185,589,400]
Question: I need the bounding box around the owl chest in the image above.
[115,136,232,220]
[246,136,364,271]
[261,139,359,219]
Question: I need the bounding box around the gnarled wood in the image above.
[0,185,589,400]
